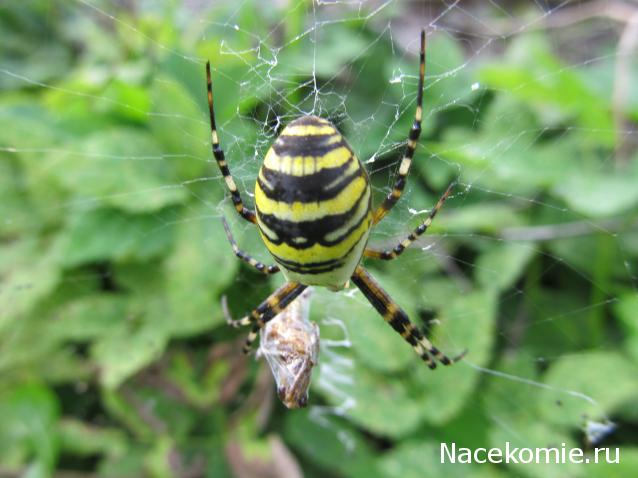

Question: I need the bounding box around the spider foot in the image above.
[242,328,259,354]
[221,295,248,328]
[452,348,469,363]
[427,344,468,366]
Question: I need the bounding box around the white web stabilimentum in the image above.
[3,0,638,454]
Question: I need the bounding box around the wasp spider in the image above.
[208,30,465,369]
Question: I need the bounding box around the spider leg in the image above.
[350,265,465,368]
[364,182,454,260]
[372,30,426,225]
[221,217,280,274]
[222,282,308,353]
[206,62,256,224]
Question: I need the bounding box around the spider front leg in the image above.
[222,281,308,353]
[206,62,256,224]
[364,182,454,260]
[222,217,280,274]
[373,29,426,225]
[351,265,465,369]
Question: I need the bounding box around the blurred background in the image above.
[1,0,638,476]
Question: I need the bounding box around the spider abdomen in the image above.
[255,115,372,290]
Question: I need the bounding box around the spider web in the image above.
[2,0,638,476]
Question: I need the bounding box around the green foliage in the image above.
[1,2,637,477]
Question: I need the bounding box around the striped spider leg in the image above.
[221,217,280,274]
[351,266,466,369]
[206,62,257,224]
[222,282,308,353]
[364,181,455,260]
[355,32,464,367]
[372,29,426,225]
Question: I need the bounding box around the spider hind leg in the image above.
[222,281,308,353]
[221,217,280,274]
[350,265,464,368]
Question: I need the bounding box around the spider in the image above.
[207,30,465,370]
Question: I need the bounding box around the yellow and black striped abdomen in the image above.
[255,116,372,290]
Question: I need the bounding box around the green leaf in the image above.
[523,288,595,354]
[615,293,638,363]
[0,158,37,237]
[481,352,540,419]
[435,96,594,194]
[44,295,129,342]
[165,351,230,408]
[148,76,209,180]
[97,445,147,478]
[487,422,579,478]
[588,448,638,478]
[59,207,175,267]
[144,436,175,478]
[475,242,535,291]
[0,5,72,91]
[545,234,614,283]
[164,205,239,336]
[101,79,151,123]
[277,26,368,78]
[415,290,497,425]
[92,302,170,389]
[377,440,502,478]
[583,54,638,122]
[51,128,187,212]
[478,34,613,143]
[436,202,525,234]
[479,353,591,478]
[553,171,638,217]
[58,418,128,459]
[0,383,60,473]
[284,410,382,478]
[318,362,423,439]
[425,33,477,110]
[0,238,61,333]
[539,351,638,428]
[101,390,154,441]
[0,103,70,226]
[311,287,413,373]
